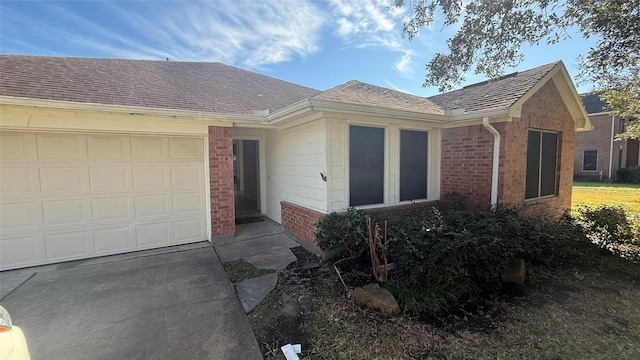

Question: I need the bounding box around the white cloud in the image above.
[104,1,327,68]
[394,49,413,75]
[1,1,326,68]
[328,0,403,49]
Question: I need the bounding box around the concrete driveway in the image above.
[0,242,262,360]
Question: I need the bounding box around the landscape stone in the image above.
[501,259,526,285]
[353,283,400,317]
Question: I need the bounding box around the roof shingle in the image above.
[0,55,320,114]
[427,62,558,113]
[312,80,444,115]
[580,92,609,114]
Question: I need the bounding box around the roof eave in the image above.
[308,99,449,122]
[0,96,265,123]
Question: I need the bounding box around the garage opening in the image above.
[233,140,260,217]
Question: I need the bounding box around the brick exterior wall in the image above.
[441,125,495,209]
[500,81,575,217]
[573,114,639,180]
[208,126,235,238]
[441,81,576,217]
[281,201,324,245]
[281,200,437,251]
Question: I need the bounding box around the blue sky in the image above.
[0,0,597,96]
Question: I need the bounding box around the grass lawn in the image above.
[572,181,640,214]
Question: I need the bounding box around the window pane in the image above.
[583,150,597,171]
[525,130,541,199]
[350,125,384,206]
[400,130,428,201]
[540,132,558,196]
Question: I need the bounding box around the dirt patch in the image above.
[253,247,340,358]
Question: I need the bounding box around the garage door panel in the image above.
[1,132,207,270]
[42,199,86,226]
[135,222,169,246]
[0,201,37,229]
[0,132,32,159]
[91,197,130,222]
[134,194,168,218]
[0,235,42,268]
[169,138,202,159]
[37,133,84,159]
[172,192,202,214]
[45,231,89,260]
[132,166,168,189]
[87,136,127,159]
[40,167,85,194]
[171,165,202,188]
[93,227,131,253]
[1,167,36,194]
[89,166,129,191]
[173,218,206,242]
[131,137,165,159]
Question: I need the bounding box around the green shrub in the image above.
[315,208,367,258]
[435,192,467,211]
[386,206,593,315]
[616,166,640,183]
[578,205,638,245]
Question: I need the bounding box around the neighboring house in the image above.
[0,55,590,270]
[574,93,640,180]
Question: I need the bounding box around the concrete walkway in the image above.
[214,217,300,312]
[0,242,263,360]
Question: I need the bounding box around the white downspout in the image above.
[609,115,616,179]
[483,116,500,208]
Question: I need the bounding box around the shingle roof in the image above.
[580,92,609,114]
[427,62,558,113]
[0,55,320,114]
[312,80,444,115]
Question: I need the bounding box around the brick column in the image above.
[208,126,235,239]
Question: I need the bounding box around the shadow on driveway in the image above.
[0,243,262,360]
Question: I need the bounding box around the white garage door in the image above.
[0,131,208,270]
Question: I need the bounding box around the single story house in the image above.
[574,93,639,180]
[0,55,591,270]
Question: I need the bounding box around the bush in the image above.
[578,205,639,246]
[315,208,367,258]
[386,206,593,315]
[616,166,640,183]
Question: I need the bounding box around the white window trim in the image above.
[345,123,441,209]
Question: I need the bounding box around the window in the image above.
[525,130,558,199]
[350,125,384,206]
[582,150,597,171]
[400,130,428,201]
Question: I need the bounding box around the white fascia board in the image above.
[308,99,450,123]
[587,111,610,116]
[0,96,264,123]
[445,108,513,122]
[266,98,312,122]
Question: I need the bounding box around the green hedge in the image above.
[616,166,640,183]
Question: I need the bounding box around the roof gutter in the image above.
[482,116,501,208]
[446,108,512,121]
[266,98,312,123]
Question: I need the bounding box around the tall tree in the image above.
[392,0,639,139]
